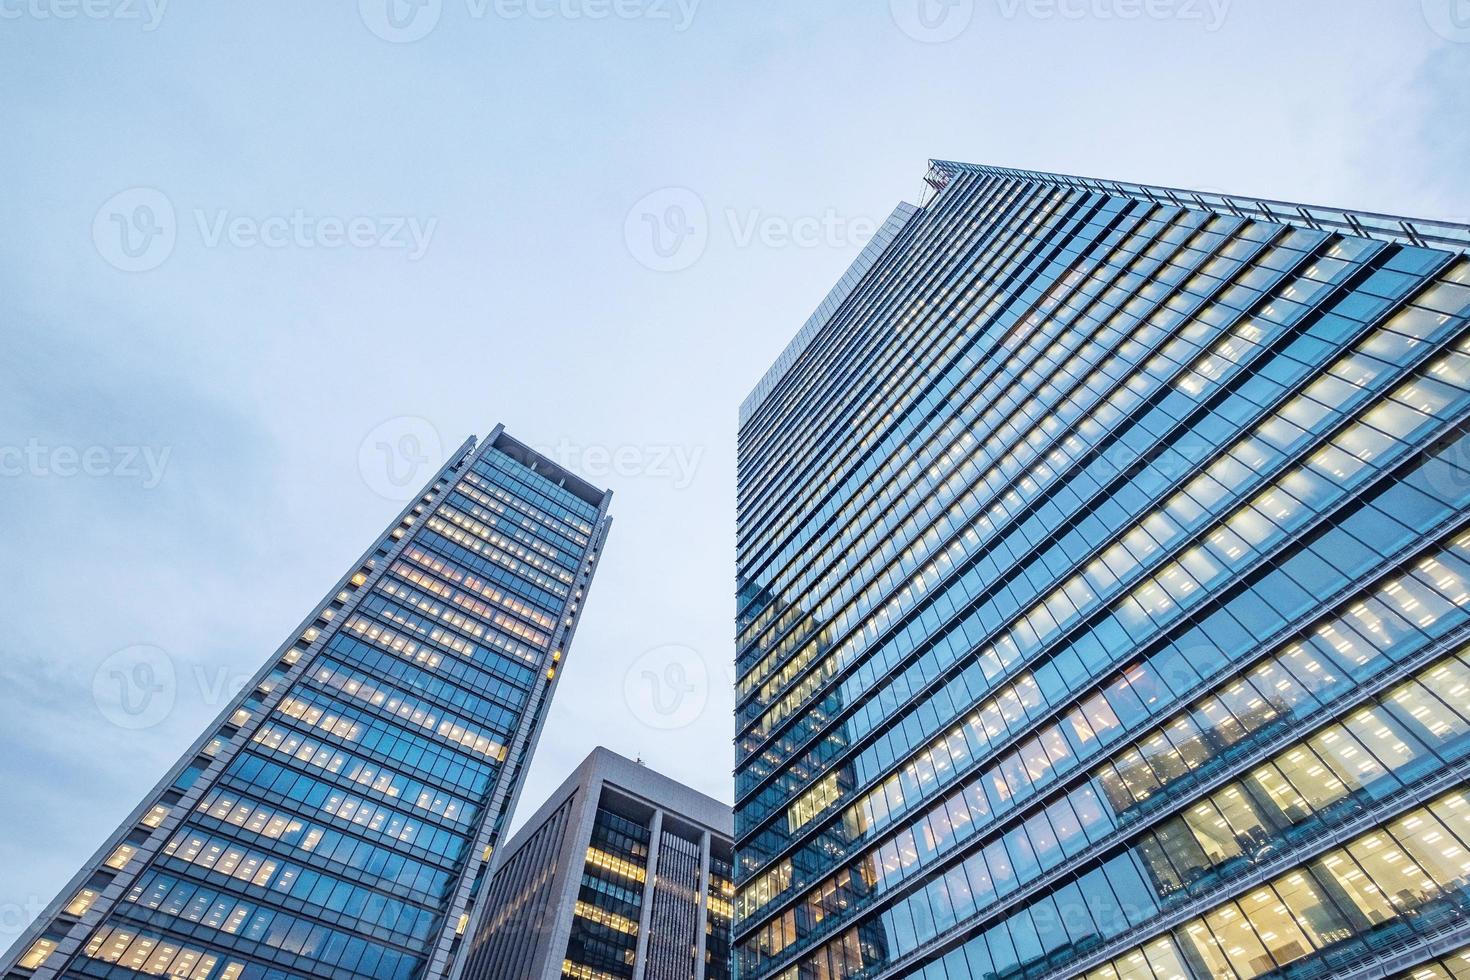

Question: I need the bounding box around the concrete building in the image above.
[462,748,732,980]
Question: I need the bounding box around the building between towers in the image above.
[460,747,734,980]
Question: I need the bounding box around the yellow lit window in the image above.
[585,847,646,882]
[19,937,58,968]
[788,772,842,833]
[575,899,638,934]
[105,843,137,870]
[65,887,101,916]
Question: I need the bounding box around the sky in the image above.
[1,0,1468,949]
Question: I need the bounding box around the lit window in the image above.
[19,936,58,969]
[63,886,102,919]
[104,843,137,870]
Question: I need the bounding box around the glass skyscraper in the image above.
[4,426,612,980]
[733,161,1470,980]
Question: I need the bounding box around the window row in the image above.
[739,248,1457,790]
[160,829,435,943]
[738,215,1306,733]
[272,687,495,795]
[736,176,1092,589]
[741,637,1470,972]
[224,750,473,842]
[243,725,478,825]
[303,658,511,762]
[739,519,1470,942]
[80,924,245,980]
[194,789,452,901]
[458,466,590,553]
[745,282,1470,832]
[739,423,1470,871]
[448,490,586,581]
[358,587,543,680]
[122,871,421,980]
[781,788,1470,980]
[442,487,582,580]
[339,611,534,704]
[737,205,1246,704]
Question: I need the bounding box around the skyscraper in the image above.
[734,162,1470,980]
[460,747,733,980]
[4,425,612,980]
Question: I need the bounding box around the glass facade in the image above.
[707,851,735,980]
[567,806,651,979]
[4,427,611,980]
[733,161,1470,980]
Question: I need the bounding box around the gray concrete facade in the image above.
[462,748,733,980]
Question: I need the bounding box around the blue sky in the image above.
[1,0,1467,946]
